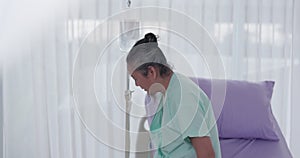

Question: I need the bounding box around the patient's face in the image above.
[131,70,153,92]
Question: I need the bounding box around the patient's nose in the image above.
[135,81,139,87]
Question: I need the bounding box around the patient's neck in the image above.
[148,72,173,95]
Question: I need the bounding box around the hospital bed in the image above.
[135,77,293,158]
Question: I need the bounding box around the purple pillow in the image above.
[191,78,279,140]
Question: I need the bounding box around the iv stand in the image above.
[125,77,133,158]
[121,1,136,158]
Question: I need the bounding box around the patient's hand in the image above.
[191,136,215,158]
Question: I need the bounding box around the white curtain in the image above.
[1,0,299,158]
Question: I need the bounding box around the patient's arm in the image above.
[190,136,215,158]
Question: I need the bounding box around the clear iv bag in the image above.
[119,20,140,52]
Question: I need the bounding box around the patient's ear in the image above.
[147,66,157,79]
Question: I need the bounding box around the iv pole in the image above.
[121,1,135,158]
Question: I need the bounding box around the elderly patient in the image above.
[126,32,221,158]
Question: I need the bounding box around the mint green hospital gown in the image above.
[149,73,221,158]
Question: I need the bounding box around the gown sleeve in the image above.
[166,86,215,142]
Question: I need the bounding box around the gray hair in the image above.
[126,42,169,75]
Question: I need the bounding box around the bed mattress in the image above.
[220,120,293,158]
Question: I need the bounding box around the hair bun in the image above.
[144,33,157,43]
[132,32,158,47]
